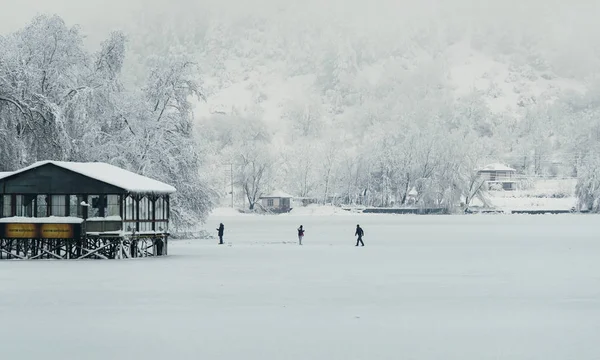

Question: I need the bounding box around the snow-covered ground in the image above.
[488,196,577,211]
[486,178,578,211]
[2,214,600,360]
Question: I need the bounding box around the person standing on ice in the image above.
[297,225,305,245]
[355,224,364,246]
[217,223,225,245]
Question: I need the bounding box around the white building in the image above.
[477,163,518,191]
[259,191,294,213]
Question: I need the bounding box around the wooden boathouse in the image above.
[0,161,176,260]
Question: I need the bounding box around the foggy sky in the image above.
[1,0,598,51]
[0,0,146,45]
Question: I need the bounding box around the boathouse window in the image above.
[16,195,34,217]
[139,197,151,231]
[148,198,154,222]
[153,197,168,231]
[123,196,136,232]
[155,197,168,232]
[88,195,101,217]
[125,196,135,220]
[51,195,67,216]
[69,195,84,217]
[156,197,165,220]
[36,195,48,217]
[1,195,11,217]
[107,195,120,217]
[140,197,149,220]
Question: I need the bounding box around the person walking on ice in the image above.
[297,225,305,245]
[355,224,364,246]
[217,223,225,245]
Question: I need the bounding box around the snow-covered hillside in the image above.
[197,40,589,122]
[446,41,586,114]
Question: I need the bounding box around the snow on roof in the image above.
[0,171,13,180]
[260,190,294,198]
[0,216,84,224]
[3,161,176,194]
[86,216,123,222]
[479,163,516,172]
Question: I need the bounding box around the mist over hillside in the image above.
[2,0,600,213]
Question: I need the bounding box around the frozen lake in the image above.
[1,214,600,360]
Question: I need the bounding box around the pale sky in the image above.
[0,0,145,44]
[1,0,598,50]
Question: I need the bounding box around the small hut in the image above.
[477,163,518,191]
[0,161,175,260]
[259,191,294,213]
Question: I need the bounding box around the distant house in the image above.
[259,191,294,213]
[477,163,518,191]
[406,187,418,205]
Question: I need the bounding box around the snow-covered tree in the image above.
[0,15,216,227]
[576,147,600,211]
[236,142,274,210]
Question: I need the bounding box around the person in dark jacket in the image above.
[355,224,364,246]
[217,223,225,244]
[297,225,305,245]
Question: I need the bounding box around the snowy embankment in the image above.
[488,196,577,211]
[287,204,354,216]
[209,204,357,217]
[2,215,599,360]
[487,178,578,211]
